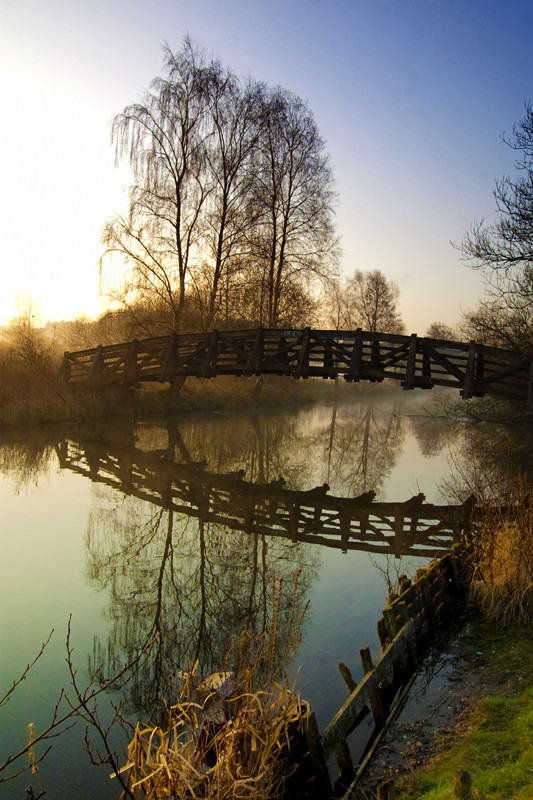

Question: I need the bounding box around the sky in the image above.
[1,0,532,333]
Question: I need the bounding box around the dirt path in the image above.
[358,613,512,793]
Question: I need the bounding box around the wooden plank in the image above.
[339,662,357,693]
[295,327,311,378]
[401,334,417,390]
[321,619,415,758]
[461,340,477,399]
[346,328,363,381]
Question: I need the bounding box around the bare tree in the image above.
[248,86,339,326]
[101,38,213,332]
[324,269,404,333]
[459,103,533,349]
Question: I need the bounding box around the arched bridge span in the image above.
[60,327,533,409]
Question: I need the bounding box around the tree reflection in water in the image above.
[0,396,472,729]
[86,497,317,722]
[321,402,404,494]
[76,399,432,721]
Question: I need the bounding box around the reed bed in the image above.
[118,572,310,799]
[118,679,307,799]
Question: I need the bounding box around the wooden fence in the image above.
[56,437,476,558]
[59,327,533,409]
[302,547,469,798]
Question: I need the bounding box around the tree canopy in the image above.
[100,38,339,335]
[324,269,405,334]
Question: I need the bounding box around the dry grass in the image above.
[0,345,70,425]
[119,679,307,800]
[118,572,311,799]
[467,482,533,626]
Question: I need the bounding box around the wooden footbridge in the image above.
[56,437,475,558]
[60,327,533,408]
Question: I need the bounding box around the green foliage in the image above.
[395,622,533,800]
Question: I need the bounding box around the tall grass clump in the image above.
[119,572,311,799]
[121,681,308,800]
[469,480,533,626]
[0,335,68,426]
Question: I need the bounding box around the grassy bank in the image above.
[0,347,393,425]
[394,618,533,800]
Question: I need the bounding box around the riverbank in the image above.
[0,363,402,426]
[358,613,533,799]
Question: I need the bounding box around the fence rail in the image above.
[59,327,533,409]
[307,548,469,798]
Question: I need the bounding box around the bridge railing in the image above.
[56,437,477,558]
[59,327,533,408]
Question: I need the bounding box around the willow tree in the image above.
[193,72,259,328]
[101,40,338,334]
[101,39,214,333]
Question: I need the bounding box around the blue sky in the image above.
[1,0,532,332]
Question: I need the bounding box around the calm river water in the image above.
[0,389,464,799]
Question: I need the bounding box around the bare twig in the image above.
[0,630,54,709]
[0,616,156,788]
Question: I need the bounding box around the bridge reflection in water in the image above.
[56,435,474,559]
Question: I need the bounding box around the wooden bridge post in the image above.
[304,711,333,797]
[87,345,103,388]
[295,327,311,378]
[360,645,385,724]
[123,339,139,385]
[245,327,264,375]
[58,351,71,383]
[461,341,477,399]
[421,346,433,388]
[323,335,334,376]
[160,332,179,381]
[346,328,363,381]
[201,330,219,378]
[402,334,418,390]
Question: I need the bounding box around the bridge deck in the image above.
[59,327,533,409]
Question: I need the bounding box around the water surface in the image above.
[0,390,463,798]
